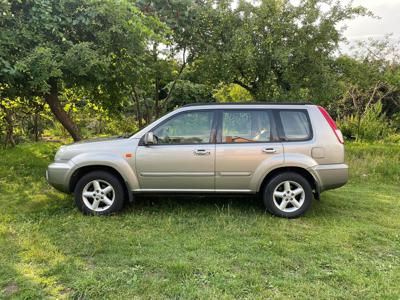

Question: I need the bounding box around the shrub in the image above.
[338,101,396,142]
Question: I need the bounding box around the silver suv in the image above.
[47,103,348,218]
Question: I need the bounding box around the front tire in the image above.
[263,172,312,218]
[74,171,125,215]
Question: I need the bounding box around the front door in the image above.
[136,110,216,191]
[215,109,283,192]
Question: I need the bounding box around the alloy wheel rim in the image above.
[272,180,305,213]
[82,179,115,212]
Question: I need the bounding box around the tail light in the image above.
[317,106,344,144]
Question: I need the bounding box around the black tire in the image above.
[263,172,313,218]
[74,171,125,215]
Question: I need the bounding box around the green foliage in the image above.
[43,88,139,139]
[16,47,63,93]
[0,0,399,143]
[64,42,108,78]
[188,0,367,102]
[213,83,253,103]
[166,80,214,109]
[0,0,168,141]
[392,112,400,131]
[1,0,161,96]
[335,38,400,119]
[338,101,396,142]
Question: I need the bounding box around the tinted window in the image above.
[153,111,214,144]
[279,110,311,140]
[222,110,273,143]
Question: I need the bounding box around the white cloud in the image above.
[341,0,400,41]
[337,0,400,54]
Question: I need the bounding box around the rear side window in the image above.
[221,110,273,143]
[279,110,311,141]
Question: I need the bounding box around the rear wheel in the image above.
[263,172,312,218]
[74,171,125,215]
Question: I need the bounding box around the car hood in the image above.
[55,137,140,161]
[69,136,125,145]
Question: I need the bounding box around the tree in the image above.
[185,0,367,102]
[0,0,157,141]
[133,0,212,121]
[335,37,400,139]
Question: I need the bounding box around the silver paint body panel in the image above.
[135,144,215,190]
[47,104,348,194]
[215,142,284,191]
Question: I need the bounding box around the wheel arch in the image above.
[69,165,133,203]
[258,166,320,198]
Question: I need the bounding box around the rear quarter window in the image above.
[279,110,312,141]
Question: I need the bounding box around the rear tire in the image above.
[263,172,312,218]
[74,171,125,215]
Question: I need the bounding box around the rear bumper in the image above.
[46,161,75,193]
[311,163,349,192]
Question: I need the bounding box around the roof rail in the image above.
[182,102,312,107]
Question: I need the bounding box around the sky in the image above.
[340,0,400,52]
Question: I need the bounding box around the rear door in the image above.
[275,109,315,163]
[215,109,284,192]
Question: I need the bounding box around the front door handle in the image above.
[194,149,211,155]
[262,147,276,154]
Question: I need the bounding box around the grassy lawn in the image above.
[0,142,399,299]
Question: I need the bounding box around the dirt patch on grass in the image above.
[3,282,19,296]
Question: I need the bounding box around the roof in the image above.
[183,102,312,107]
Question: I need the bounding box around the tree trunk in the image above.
[44,82,82,142]
[98,116,103,135]
[33,111,39,142]
[144,103,151,124]
[356,111,362,141]
[136,98,143,129]
[153,43,160,119]
[154,74,160,118]
[131,89,143,129]
[0,104,16,147]
[233,79,258,99]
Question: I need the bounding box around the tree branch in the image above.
[233,79,254,95]
[366,82,381,110]
[163,47,187,103]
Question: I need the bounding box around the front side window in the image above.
[279,110,311,141]
[153,111,214,144]
[222,110,273,143]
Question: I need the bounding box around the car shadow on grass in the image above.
[122,191,351,219]
[126,194,265,213]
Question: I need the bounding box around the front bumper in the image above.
[311,163,349,192]
[46,161,75,193]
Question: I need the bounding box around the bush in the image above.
[338,101,397,142]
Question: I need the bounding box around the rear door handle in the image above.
[262,147,276,154]
[194,149,211,155]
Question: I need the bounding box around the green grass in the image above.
[0,142,399,299]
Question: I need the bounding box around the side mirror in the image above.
[144,132,156,145]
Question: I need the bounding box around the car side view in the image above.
[47,103,348,218]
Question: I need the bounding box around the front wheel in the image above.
[263,172,313,218]
[74,171,125,215]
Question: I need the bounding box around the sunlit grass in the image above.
[0,142,399,298]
